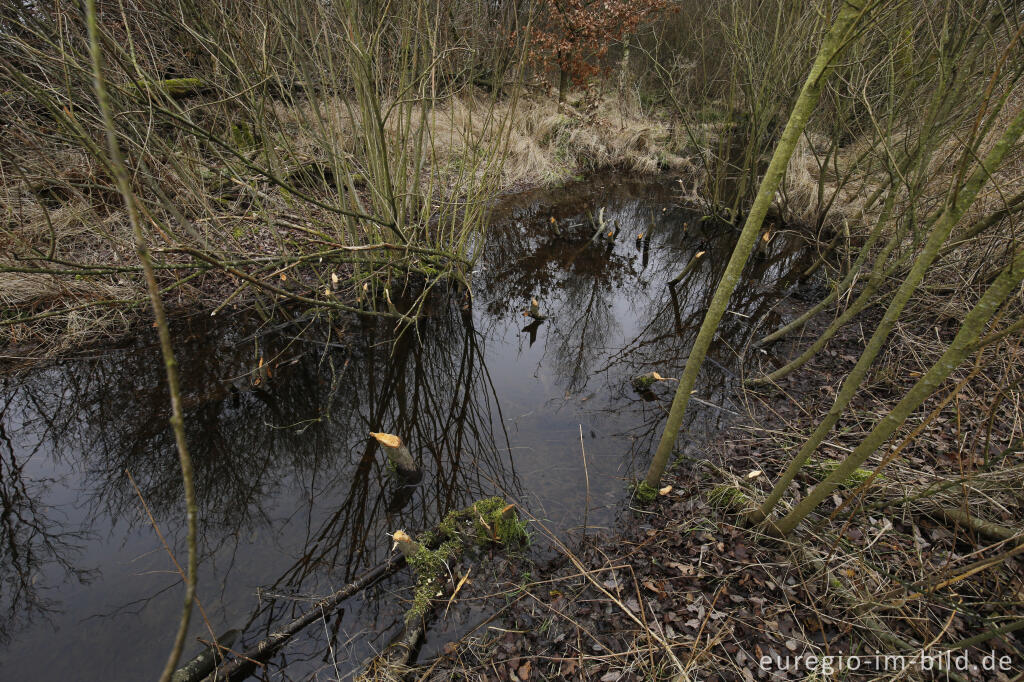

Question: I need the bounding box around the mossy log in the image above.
[360,500,526,680]
[371,432,421,480]
[933,507,1017,542]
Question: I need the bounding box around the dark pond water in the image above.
[0,175,807,681]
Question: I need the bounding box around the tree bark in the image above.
[371,432,421,480]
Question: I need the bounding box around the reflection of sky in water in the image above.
[0,175,807,680]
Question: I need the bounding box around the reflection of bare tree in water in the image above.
[0,175,813,678]
[244,310,516,668]
[474,178,811,471]
[591,214,812,461]
[0,395,92,643]
[0,298,515,657]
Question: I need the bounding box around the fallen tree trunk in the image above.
[201,554,405,682]
[171,629,239,682]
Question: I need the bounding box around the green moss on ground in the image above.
[707,484,749,511]
[633,480,659,503]
[814,459,878,489]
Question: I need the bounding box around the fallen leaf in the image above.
[443,567,471,616]
[642,580,665,596]
[668,561,695,576]
[517,660,532,680]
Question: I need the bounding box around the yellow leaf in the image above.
[444,567,471,617]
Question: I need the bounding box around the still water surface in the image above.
[0,176,806,680]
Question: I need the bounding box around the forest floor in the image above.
[412,285,1024,682]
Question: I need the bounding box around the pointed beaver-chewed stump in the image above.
[523,297,547,321]
[668,250,705,287]
[390,529,421,559]
[755,229,774,259]
[371,432,422,481]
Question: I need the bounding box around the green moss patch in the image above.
[707,484,749,511]
[404,498,527,623]
[632,480,659,504]
[813,459,878,489]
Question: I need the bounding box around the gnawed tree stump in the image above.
[390,530,421,558]
[632,371,672,392]
[523,297,547,321]
[370,432,421,480]
[668,250,705,286]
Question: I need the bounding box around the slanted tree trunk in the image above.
[85,5,198,681]
[642,0,872,491]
